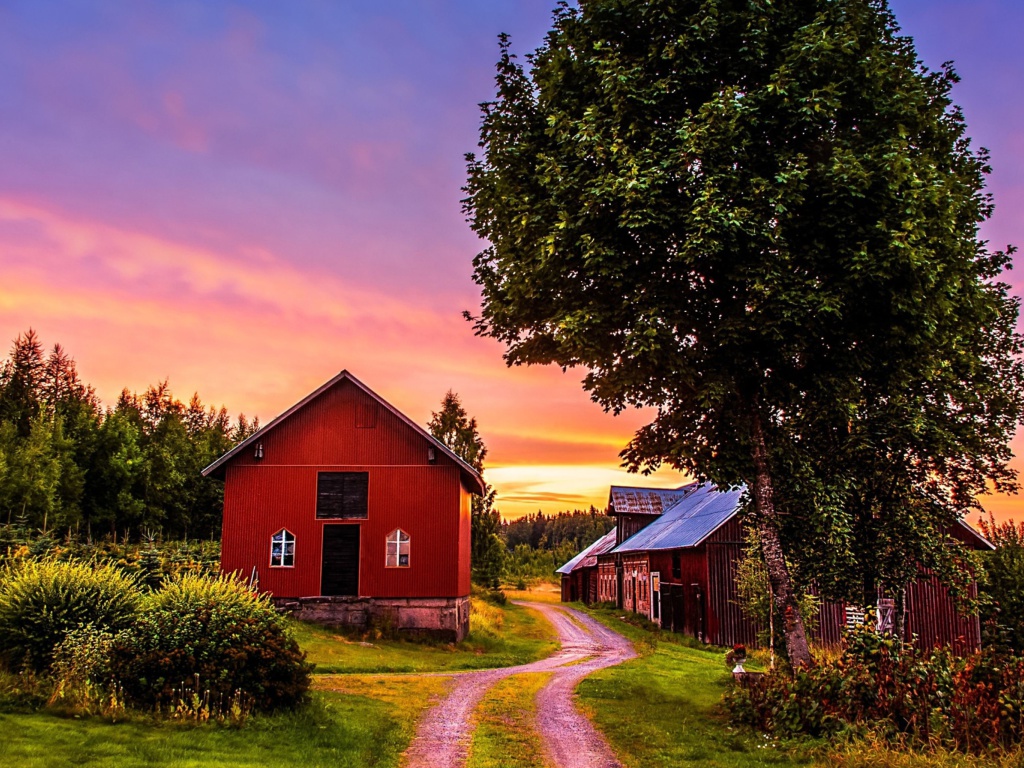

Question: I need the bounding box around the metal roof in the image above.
[613,483,746,553]
[555,528,618,575]
[608,483,698,516]
[200,370,485,495]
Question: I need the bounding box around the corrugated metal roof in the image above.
[608,483,698,516]
[201,370,485,495]
[555,528,618,575]
[613,483,746,552]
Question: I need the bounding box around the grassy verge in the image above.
[294,597,559,674]
[467,671,552,768]
[0,684,437,768]
[821,741,1024,767]
[576,607,1024,768]
[575,606,808,768]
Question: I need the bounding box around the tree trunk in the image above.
[749,406,813,670]
[894,587,906,646]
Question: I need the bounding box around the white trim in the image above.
[386,528,411,568]
[270,528,295,568]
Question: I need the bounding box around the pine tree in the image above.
[428,392,505,586]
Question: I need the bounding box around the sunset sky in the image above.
[1,1,1021,521]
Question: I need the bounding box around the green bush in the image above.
[113,573,311,712]
[0,559,141,671]
[727,622,1024,754]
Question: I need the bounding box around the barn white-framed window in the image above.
[386,529,410,568]
[271,529,295,567]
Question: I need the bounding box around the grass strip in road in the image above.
[467,671,552,768]
[294,597,559,674]
[0,682,439,768]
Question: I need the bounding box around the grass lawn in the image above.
[576,605,810,768]
[575,606,1024,768]
[467,671,551,768]
[0,680,443,768]
[294,596,559,674]
[0,595,551,766]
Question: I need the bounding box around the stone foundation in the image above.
[274,595,470,642]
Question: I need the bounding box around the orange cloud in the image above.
[2,196,1021,525]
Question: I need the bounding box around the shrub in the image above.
[113,573,311,712]
[48,624,129,716]
[0,559,141,671]
[727,621,1024,753]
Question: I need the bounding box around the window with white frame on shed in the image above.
[386,529,410,568]
[271,529,295,567]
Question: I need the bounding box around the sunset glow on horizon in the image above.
[2,1,1022,522]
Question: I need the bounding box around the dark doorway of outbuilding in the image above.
[321,525,360,596]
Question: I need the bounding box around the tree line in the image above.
[502,508,613,553]
[0,330,256,541]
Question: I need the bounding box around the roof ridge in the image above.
[200,370,485,494]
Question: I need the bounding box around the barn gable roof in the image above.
[608,483,698,516]
[200,370,485,495]
[956,519,995,551]
[613,483,745,553]
[555,528,618,575]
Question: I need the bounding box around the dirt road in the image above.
[402,602,635,768]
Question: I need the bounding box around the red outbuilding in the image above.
[567,482,992,653]
[202,370,484,641]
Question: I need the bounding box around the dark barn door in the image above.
[321,525,360,596]
[682,583,705,641]
[660,584,673,630]
[671,585,685,634]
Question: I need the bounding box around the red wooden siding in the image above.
[219,378,471,599]
[905,572,980,654]
[617,514,655,544]
[621,554,650,616]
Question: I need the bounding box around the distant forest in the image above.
[0,330,615,563]
[0,330,256,541]
[502,509,613,552]
[500,509,615,581]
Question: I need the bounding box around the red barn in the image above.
[202,370,484,641]
[571,483,991,653]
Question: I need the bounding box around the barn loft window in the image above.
[355,403,378,429]
[672,553,681,580]
[317,472,369,519]
[271,529,295,567]
[386,529,410,568]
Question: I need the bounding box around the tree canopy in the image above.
[0,329,252,541]
[464,0,1024,665]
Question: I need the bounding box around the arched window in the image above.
[386,529,410,568]
[271,529,295,567]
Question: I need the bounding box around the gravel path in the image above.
[402,601,635,768]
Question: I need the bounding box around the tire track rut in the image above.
[401,601,635,768]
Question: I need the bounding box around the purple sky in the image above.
[0,1,1021,520]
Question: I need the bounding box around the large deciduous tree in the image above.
[464,0,1024,666]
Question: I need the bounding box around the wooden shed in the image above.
[574,482,991,652]
[556,528,617,603]
[202,370,484,641]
